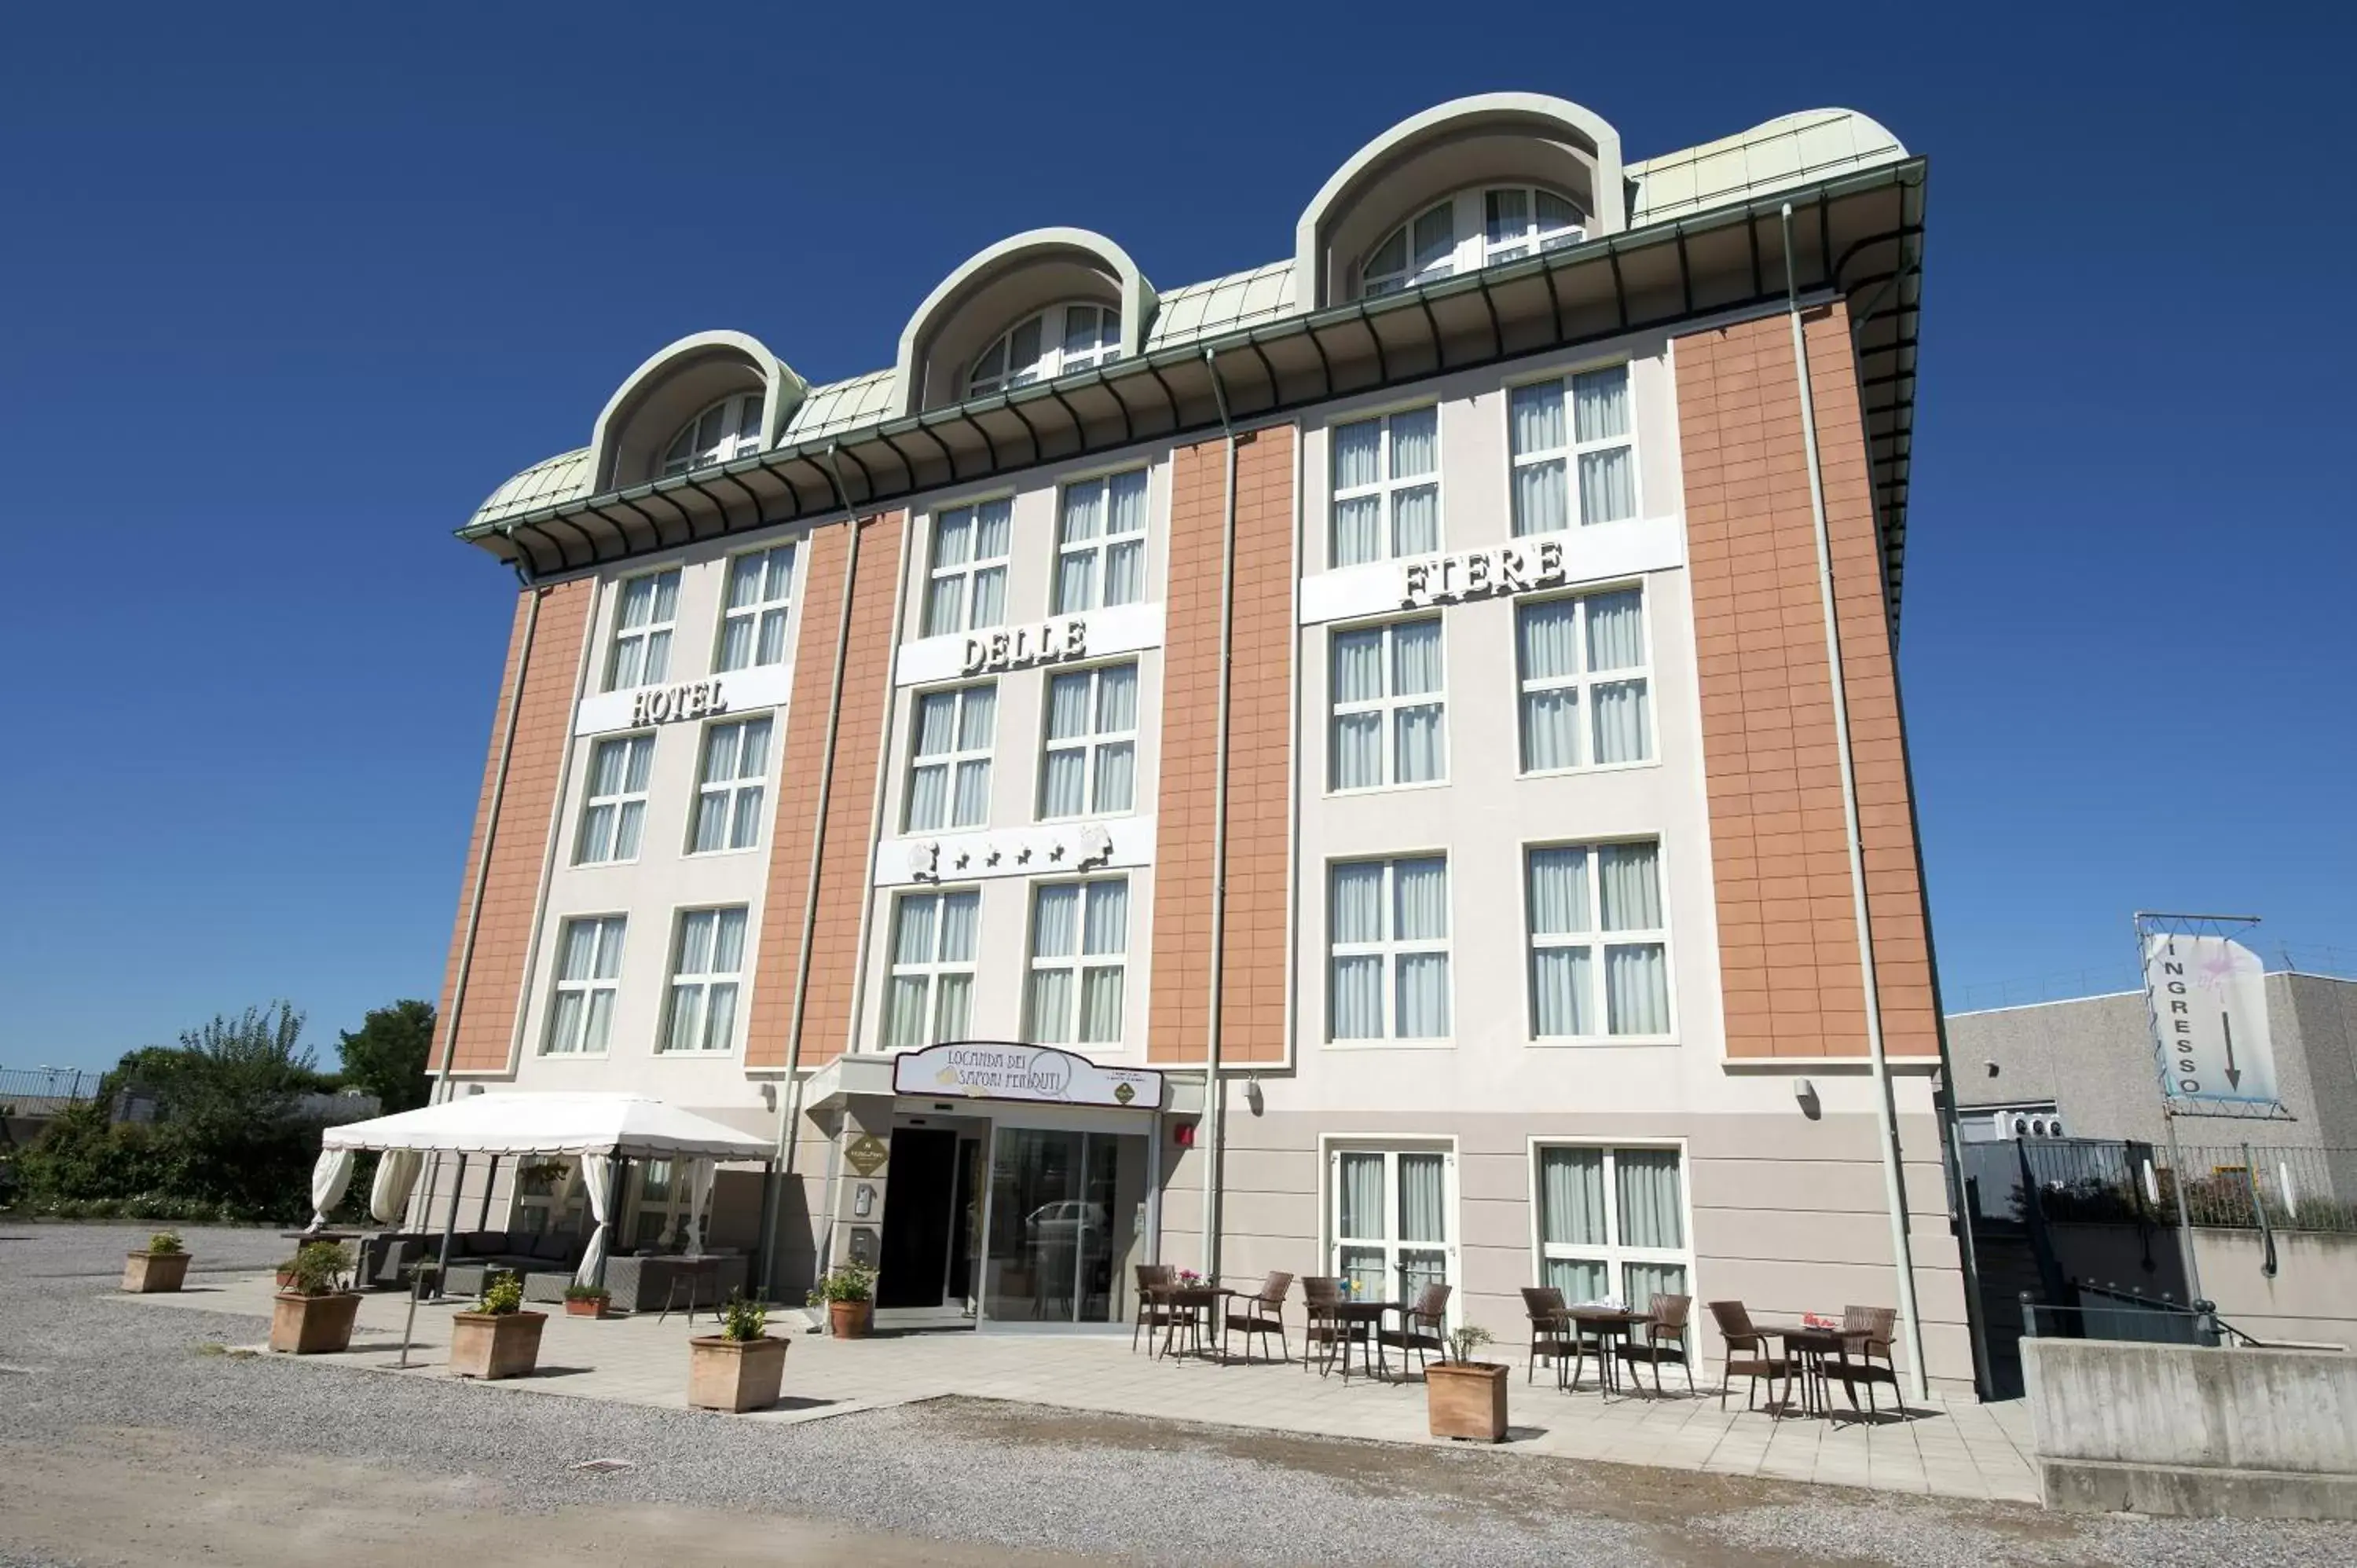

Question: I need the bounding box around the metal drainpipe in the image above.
[1200,347,1240,1281]
[420,555,541,1233]
[757,445,863,1302]
[1780,202,1928,1401]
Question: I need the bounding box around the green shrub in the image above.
[721,1292,767,1343]
[563,1284,609,1302]
[146,1231,184,1255]
[476,1273,525,1315]
[1447,1323,1496,1363]
[810,1263,875,1304]
[284,1240,351,1297]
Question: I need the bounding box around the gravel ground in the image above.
[3,1222,2352,1566]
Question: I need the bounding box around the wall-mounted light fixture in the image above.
[1791,1077,1820,1120]
[1244,1076,1264,1116]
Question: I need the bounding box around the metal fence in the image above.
[1961,1136,2357,1233]
[0,1067,100,1112]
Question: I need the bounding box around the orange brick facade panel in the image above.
[744,513,904,1070]
[1676,304,1939,1061]
[434,578,592,1074]
[1149,426,1296,1065]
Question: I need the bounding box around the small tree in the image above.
[336,1000,435,1113]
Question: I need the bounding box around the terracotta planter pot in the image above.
[269,1291,361,1355]
[689,1335,789,1412]
[828,1299,871,1339]
[450,1310,547,1379]
[1425,1360,1510,1442]
[275,1268,298,1289]
[122,1251,192,1294]
[564,1297,607,1319]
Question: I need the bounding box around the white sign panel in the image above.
[891,1042,1164,1111]
[2143,935,2278,1108]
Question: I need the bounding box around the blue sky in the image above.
[2,5,2350,1068]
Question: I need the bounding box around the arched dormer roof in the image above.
[892,227,1157,418]
[1294,93,1626,311]
[588,329,808,492]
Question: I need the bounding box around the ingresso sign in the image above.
[890,1042,1164,1111]
[2141,933,2280,1109]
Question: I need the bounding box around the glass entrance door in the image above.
[981,1127,1147,1324]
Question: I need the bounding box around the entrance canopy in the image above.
[321,1091,772,1160]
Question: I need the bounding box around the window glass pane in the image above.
[1332,419,1381,489]
[1096,665,1137,731]
[1060,482,1102,545]
[1332,712,1382,789]
[1331,863,1384,943]
[1511,381,1565,456]
[1079,967,1124,1042]
[1391,621,1442,695]
[1091,741,1134,814]
[1527,848,1593,936]
[973,500,1011,559]
[1395,954,1450,1037]
[1032,884,1080,958]
[1513,457,1567,537]
[1337,1152,1383,1239]
[938,891,979,963]
[1486,187,1528,247]
[893,895,937,965]
[1519,599,1580,680]
[1040,749,1086,818]
[1046,672,1092,742]
[957,686,996,750]
[1027,969,1074,1043]
[1388,408,1436,478]
[1332,496,1381,566]
[1540,1149,1607,1245]
[1617,1151,1684,1249]
[1410,204,1453,273]
[1592,679,1651,764]
[915,692,957,756]
[1521,689,1579,773]
[1332,628,1385,704]
[1597,843,1662,931]
[1102,539,1143,606]
[1393,859,1448,940]
[1579,447,1636,524]
[1330,956,1384,1039]
[1398,1153,1446,1244]
[1391,484,1438,556]
[1546,1255,1609,1303]
[1395,705,1444,785]
[1106,469,1148,534]
[1532,945,1596,1036]
[1607,944,1670,1035]
[1572,365,1630,442]
[1585,590,1644,669]
[1082,880,1127,956]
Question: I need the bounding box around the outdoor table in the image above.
[1563,1306,1654,1394]
[649,1255,724,1324]
[1328,1299,1398,1380]
[1769,1324,1848,1416]
[1157,1284,1223,1360]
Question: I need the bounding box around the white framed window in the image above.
[1330,617,1445,791]
[1329,857,1450,1042]
[660,392,764,478]
[1534,1145,1691,1316]
[1330,406,1439,566]
[605,569,681,691]
[1527,841,1673,1040]
[1055,469,1149,612]
[885,889,979,1049]
[1025,877,1129,1045]
[631,1159,699,1250]
[967,303,1121,396]
[1039,662,1137,818]
[1509,364,1637,533]
[1483,187,1584,263]
[907,683,996,831]
[1516,588,1652,772]
[1361,202,1457,296]
[662,907,746,1053]
[1331,1145,1456,1303]
[544,915,625,1055]
[717,544,794,672]
[1362,187,1585,297]
[576,733,654,865]
[922,499,1011,636]
[689,715,772,854]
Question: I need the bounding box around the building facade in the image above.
[427,93,1973,1387]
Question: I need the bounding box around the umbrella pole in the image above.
[434,1152,468,1299]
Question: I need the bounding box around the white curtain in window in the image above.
[1033,884,1079,957]
[1093,741,1134,813]
[938,891,977,961]
[1333,496,1381,566]
[1107,469,1147,529]
[1573,365,1629,441]
[1395,705,1445,784]
[1527,848,1591,933]
[1394,858,1448,940]
[1520,599,1580,679]
[1057,550,1096,612]
[886,976,929,1047]
[1599,843,1662,930]
[1041,749,1086,818]
[957,687,995,750]
[906,767,948,832]
[1333,628,1384,702]
[1617,1150,1684,1249]
[1059,482,1102,545]
[1514,456,1567,538]
[1398,1153,1446,1243]
[1540,1148,1607,1244]
[1096,664,1137,731]
[1391,484,1439,556]
[915,690,957,753]
[973,499,1011,559]
[1337,1152,1383,1239]
[1080,968,1124,1042]
[1395,955,1450,1037]
[1391,620,1442,695]
[1333,419,1380,487]
[1592,680,1651,764]
[1083,880,1127,954]
[1331,956,1382,1039]
[1625,1262,1688,1318]
[1532,946,1595,1037]
[1586,590,1644,669]
[1332,712,1381,789]
[1103,539,1143,606]
[969,566,1006,631]
[1547,1256,1609,1302]
[1028,971,1073,1043]
[1579,448,1635,525]
[934,973,971,1039]
[1332,863,1384,942]
[1410,206,1454,275]
[1388,408,1437,476]
[1047,671,1092,740]
[1607,943,1670,1035]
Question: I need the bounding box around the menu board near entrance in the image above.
[891,1042,1164,1112]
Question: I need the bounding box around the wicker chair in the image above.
[1131,1263,1177,1353]
[1221,1271,1293,1364]
[1379,1282,1453,1379]
[1300,1275,1358,1377]
[1520,1286,1579,1387]
[1822,1304,1901,1416]
[1614,1293,1696,1398]
[1706,1299,1789,1414]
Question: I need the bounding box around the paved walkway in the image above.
[126,1273,2038,1503]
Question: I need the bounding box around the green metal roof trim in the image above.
[470,447,594,526]
[464,158,1922,623]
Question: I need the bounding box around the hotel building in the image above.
[429,93,1970,1388]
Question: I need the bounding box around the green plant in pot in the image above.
[810,1263,876,1339]
[450,1270,546,1380]
[563,1284,611,1319]
[690,1291,789,1413]
[269,1242,360,1355]
[122,1229,192,1294]
[1424,1323,1510,1443]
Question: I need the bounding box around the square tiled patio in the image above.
[123,1273,2037,1503]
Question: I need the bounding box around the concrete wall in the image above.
[2196,1228,2357,1351]
[2021,1337,2357,1518]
